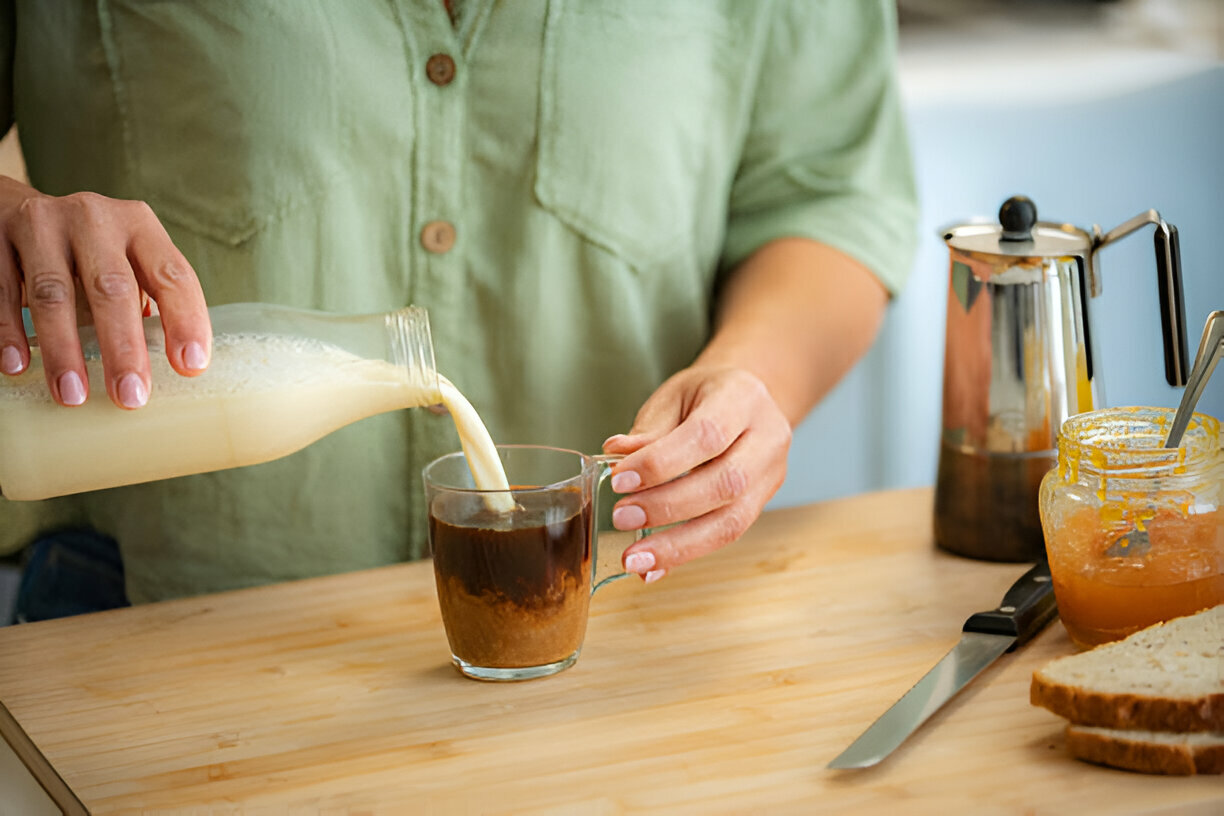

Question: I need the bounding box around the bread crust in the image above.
[1064,726,1224,775]
[1030,680,1224,732]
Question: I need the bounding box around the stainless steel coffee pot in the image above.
[934,195,1188,562]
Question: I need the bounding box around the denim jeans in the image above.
[12,530,130,623]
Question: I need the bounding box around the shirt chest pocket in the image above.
[534,1,740,272]
[99,0,347,246]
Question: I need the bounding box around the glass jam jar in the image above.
[1039,406,1224,649]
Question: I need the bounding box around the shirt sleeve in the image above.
[0,0,13,135]
[721,0,918,295]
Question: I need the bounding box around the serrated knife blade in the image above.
[827,561,1058,770]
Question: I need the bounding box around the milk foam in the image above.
[0,334,369,401]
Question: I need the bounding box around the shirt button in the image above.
[426,54,456,86]
[421,220,456,254]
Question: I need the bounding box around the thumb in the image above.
[602,381,686,454]
[626,379,689,439]
[602,432,651,455]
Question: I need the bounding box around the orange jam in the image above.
[1039,406,1224,649]
[1047,505,1224,648]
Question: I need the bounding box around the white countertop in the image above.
[898,0,1221,106]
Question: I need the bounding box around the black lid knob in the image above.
[999,196,1037,241]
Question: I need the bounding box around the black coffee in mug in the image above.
[430,486,593,671]
[423,444,640,681]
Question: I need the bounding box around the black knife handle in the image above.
[963,561,1058,650]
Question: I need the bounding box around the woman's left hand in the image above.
[603,364,792,583]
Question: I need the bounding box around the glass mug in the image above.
[423,444,642,681]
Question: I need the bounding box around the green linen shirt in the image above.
[0,0,917,603]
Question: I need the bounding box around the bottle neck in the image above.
[385,306,441,402]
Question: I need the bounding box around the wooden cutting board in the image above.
[0,487,1219,814]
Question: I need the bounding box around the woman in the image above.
[0,0,917,612]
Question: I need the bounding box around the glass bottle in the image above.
[1038,406,1224,649]
[0,303,439,501]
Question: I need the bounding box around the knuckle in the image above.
[148,258,192,289]
[773,458,788,492]
[729,368,767,398]
[654,497,677,524]
[128,199,158,221]
[736,371,786,419]
[778,421,793,447]
[14,196,55,229]
[128,199,174,235]
[738,368,763,389]
[89,270,138,301]
[26,274,72,307]
[715,461,749,504]
[65,191,109,218]
[694,415,731,453]
[716,505,752,544]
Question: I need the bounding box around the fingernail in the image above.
[611,470,641,493]
[612,504,647,531]
[183,341,209,371]
[644,569,667,584]
[118,373,148,408]
[602,434,624,449]
[1,345,22,374]
[624,551,655,574]
[58,370,87,406]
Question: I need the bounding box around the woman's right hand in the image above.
[0,176,211,408]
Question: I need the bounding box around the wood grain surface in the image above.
[0,488,1219,815]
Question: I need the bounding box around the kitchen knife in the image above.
[827,560,1058,769]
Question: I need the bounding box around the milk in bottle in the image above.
[0,303,514,511]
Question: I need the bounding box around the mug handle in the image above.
[590,454,645,594]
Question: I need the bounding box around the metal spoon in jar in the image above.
[1107,310,1224,557]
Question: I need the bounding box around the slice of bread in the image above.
[1065,725,1224,775]
[1031,605,1224,732]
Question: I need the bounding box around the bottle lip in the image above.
[1059,406,1219,475]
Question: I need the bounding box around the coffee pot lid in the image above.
[943,196,1093,258]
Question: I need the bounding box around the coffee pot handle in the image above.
[1095,210,1190,387]
[1153,223,1189,387]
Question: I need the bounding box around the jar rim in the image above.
[1059,406,1219,474]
